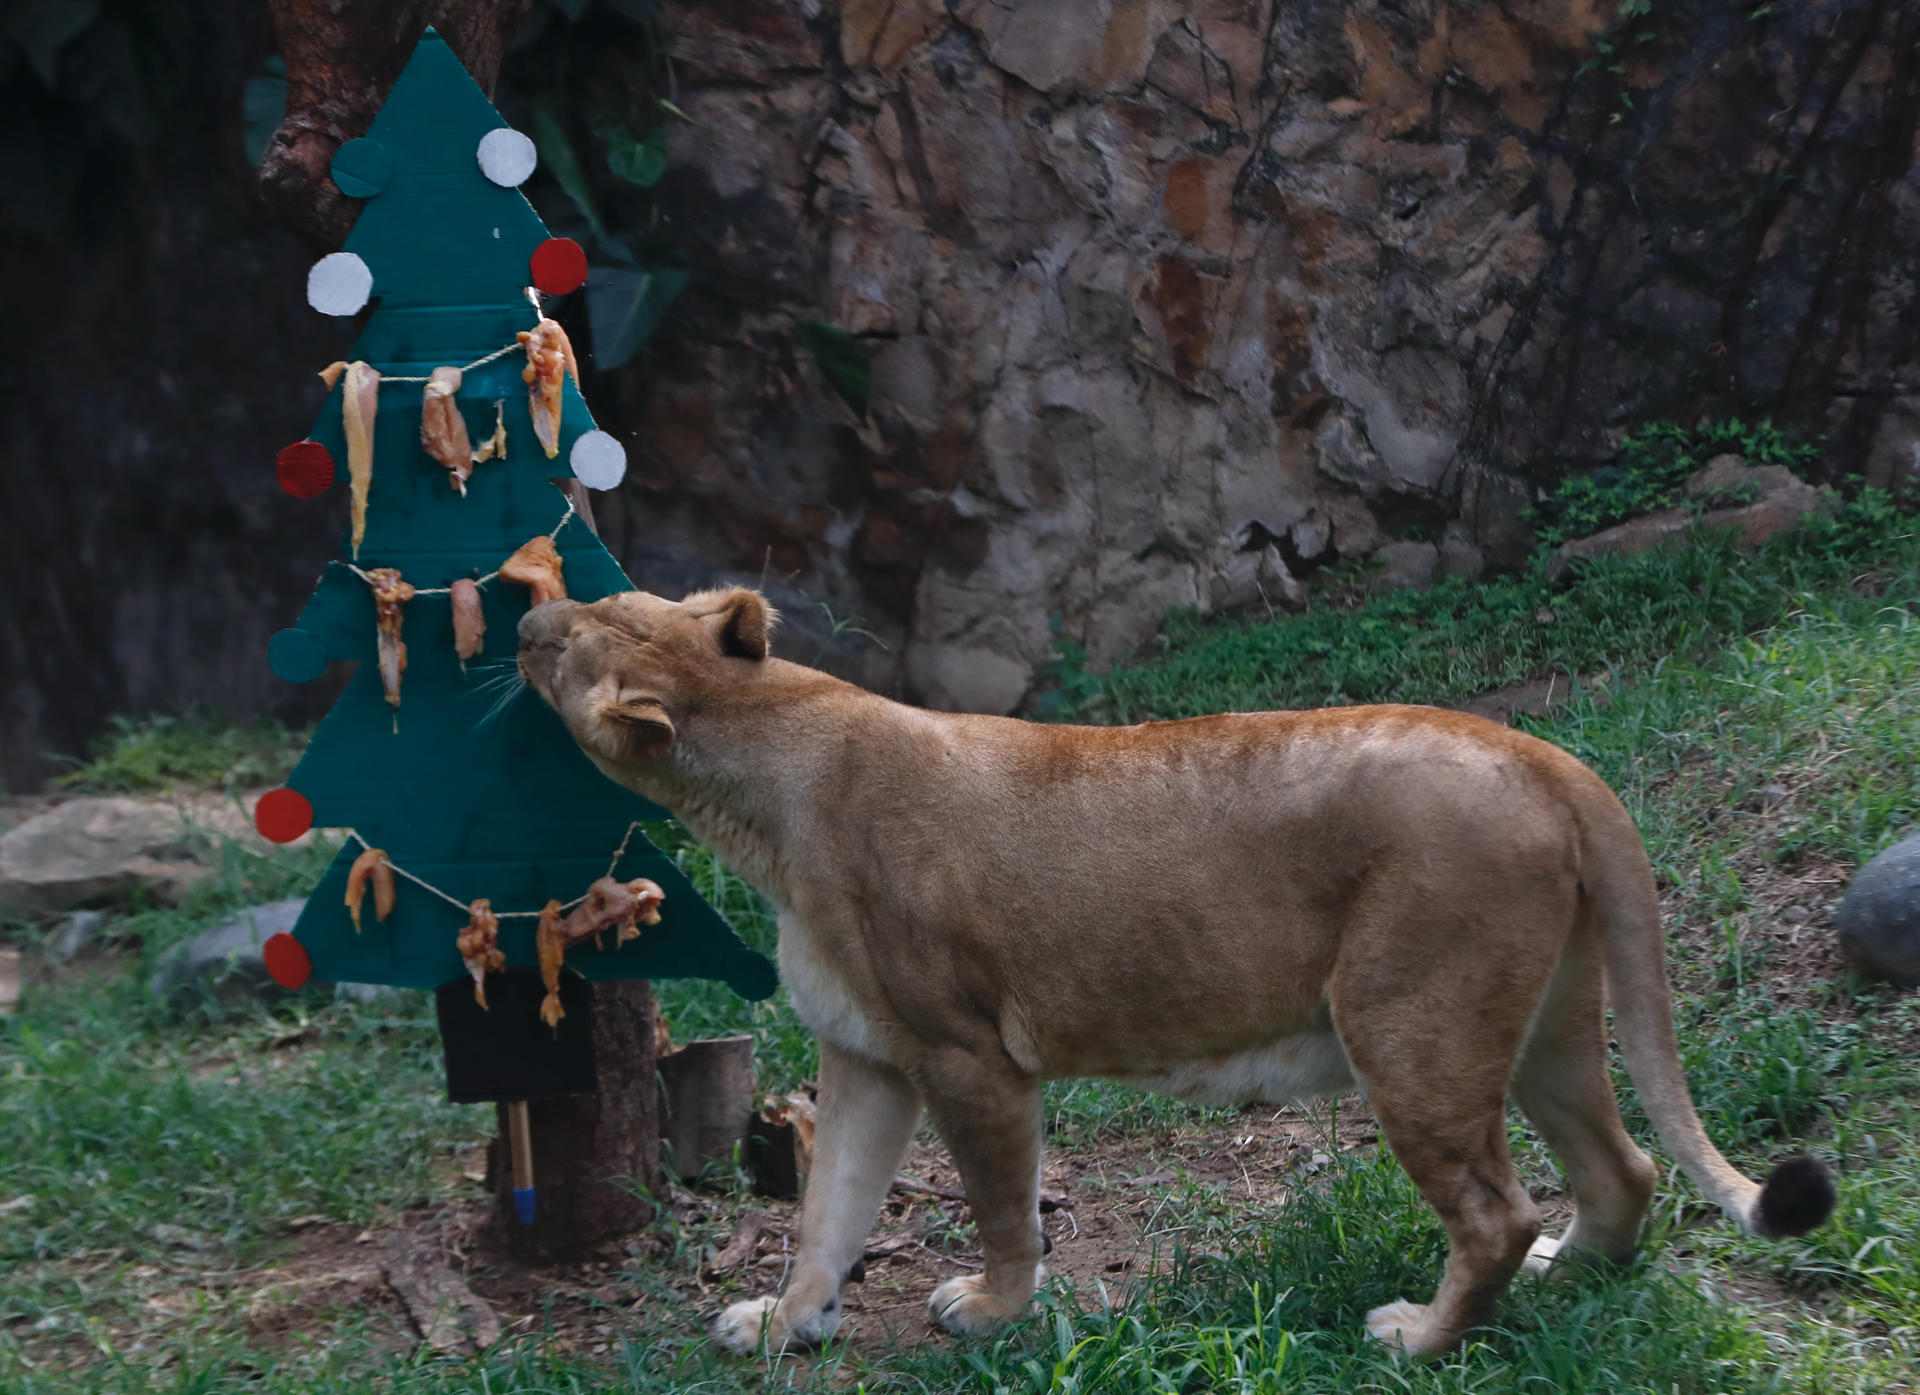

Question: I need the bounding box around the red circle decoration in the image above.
[263,933,314,990]
[530,237,589,296]
[276,441,334,498]
[254,788,314,844]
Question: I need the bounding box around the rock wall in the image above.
[4,0,1918,787]
[605,0,1920,712]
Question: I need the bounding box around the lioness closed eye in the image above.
[519,586,1835,1357]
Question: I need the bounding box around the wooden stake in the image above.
[508,1099,535,1223]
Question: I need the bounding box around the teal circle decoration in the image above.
[331,138,393,198]
[269,628,330,684]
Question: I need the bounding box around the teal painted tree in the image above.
[256,31,774,1021]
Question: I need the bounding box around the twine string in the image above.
[345,497,575,596]
[372,288,544,383]
[346,819,646,920]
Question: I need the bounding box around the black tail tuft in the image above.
[1756,1155,1836,1238]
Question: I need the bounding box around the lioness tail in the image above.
[1583,797,1836,1239]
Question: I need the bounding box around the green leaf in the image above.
[600,124,667,188]
[586,264,688,369]
[794,321,872,418]
[242,56,287,168]
[532,101,607,243]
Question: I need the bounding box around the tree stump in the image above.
[657,1035,756,1182]
[487,977,661,1259]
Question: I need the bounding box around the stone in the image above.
[1836,834,1920,986]
[1545,460,1829,583]
[1439,535,1485,582]
[907,643,1033,716]
[0,798,214,917]
[1369,540,1440,593]
[150,898,312,1011]
[45,909,109,964]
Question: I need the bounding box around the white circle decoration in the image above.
[570,430,627,491]
[306,252,372,316]
[477,127,539,187]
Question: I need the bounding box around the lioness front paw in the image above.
[713,1294,841,1354]
[1363,1299,1444,1356]
[926,1267,1045,1336]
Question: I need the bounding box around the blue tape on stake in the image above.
[513,1187,536,1225]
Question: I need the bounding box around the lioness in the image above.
[518,586,1834,1357]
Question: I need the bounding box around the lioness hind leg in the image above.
[916,1051,1046,1337]
[1512,933,1657,1276]
[1332,904,1556,1357]
[1354,1076,1541,1356]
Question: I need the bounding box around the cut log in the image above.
[379,1234,500,1355]
[747,1089,817,1199]
[657,1035,756,1182]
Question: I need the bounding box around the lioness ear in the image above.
[607,697,675,758]
[716,588,778,661]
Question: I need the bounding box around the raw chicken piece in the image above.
[499,535,566,606]
[450,578,485,661]
[318,360,347,389]
[342,361,380,558]
[345,847,395,933]
[516,318,578,458]
[456,899,505,1009]
[364,567,416,711]
[536,900,568,1027]
[419,367,474,494]
[561,876,666,949]
[471,400,507,465]
[535,878,665,1026]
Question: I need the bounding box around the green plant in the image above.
[1530,419,1820,551]
[49,712,309,794]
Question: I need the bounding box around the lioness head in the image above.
[517,586,779,768]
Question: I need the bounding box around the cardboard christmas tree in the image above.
[255,32,775,1097]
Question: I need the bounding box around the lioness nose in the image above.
[517,598,586,649]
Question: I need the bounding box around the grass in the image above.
[6,492,1920,1391]
[1042,489,1911,725]
[47,712,310,796]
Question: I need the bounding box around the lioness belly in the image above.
[1117,1031,1354,1106]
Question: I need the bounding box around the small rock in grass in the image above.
[150,898,314,1011]
[1836,833,1920,985]
[1368,540,1439,593]
[0,797,213,916]
[45,909,109,963]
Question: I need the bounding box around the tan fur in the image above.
[518,588,1785,1357]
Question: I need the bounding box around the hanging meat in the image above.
[456,899,505,1009]
[536,900,568,1028]
[318,360,347,389]
[450,578,485,661]
[516,317,579,458]
[499,535,566,607]
[535,877,666,1026]
[471,399,507,465]
[364,567,416,711]
[419,367,475,494]
[345,847,395,933]
[342,361,380,558]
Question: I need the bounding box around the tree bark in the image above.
[488,978,662,1259]
[260,0,531,251]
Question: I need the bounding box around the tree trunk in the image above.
[487,978,662,1258]
[260,0,531,250]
